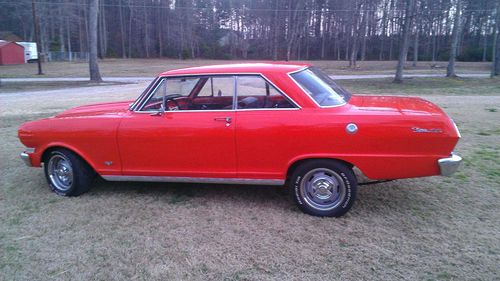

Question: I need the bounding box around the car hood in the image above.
[348,95,445,116]
[55,101,133,118]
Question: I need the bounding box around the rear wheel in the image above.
[290,160,357,217]
[44,149,95,196]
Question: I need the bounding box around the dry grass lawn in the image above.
[0,58,492,78]
[0,74,499,280]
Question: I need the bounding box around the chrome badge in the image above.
[411,127,443,133]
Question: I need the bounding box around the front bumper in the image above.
[438,153,462,176]
[20,148,35,167]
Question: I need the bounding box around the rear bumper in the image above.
[438,153,462,176]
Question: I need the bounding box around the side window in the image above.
[141,77,199,111]
[191,76,234,110]
[236,76,295,109]
[198,76,234,98]
[141,76,234,111]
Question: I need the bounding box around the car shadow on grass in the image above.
[81,176,434,218]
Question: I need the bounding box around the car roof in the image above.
[159,62,310,76]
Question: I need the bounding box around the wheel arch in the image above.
[286,156,355,181]
[41,144,97,172]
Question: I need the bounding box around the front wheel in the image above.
[44,148,95,196]
[290,160,357,217]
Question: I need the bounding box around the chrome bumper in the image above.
[20,152,32,167]
[438,153,462,176]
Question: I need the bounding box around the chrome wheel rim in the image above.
[48,154,73,191]
[300,168,346,211]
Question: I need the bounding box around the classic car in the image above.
[18,63,462,217]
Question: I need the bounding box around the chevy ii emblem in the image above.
[411,127,443,133]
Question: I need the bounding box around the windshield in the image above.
[290,67,351,107]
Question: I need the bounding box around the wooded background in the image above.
[1,0,499,65]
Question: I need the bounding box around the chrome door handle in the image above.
[214,117,232,123]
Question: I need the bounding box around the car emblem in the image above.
[346,123,358,134]
[411,127,443,133]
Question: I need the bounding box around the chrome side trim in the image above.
[20,152,32,167]
[102,175,285,186]
[438,153,462,176]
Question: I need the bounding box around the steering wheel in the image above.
[164,94,182,111]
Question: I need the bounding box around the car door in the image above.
[234,75,303,180]
[117,75,237,178]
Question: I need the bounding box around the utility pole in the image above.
[32,0,43,75]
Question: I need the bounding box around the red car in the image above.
[18,63,462,217]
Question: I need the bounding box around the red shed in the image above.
[0,41,25,65]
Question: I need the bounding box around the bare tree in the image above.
[394,0,415,83]
[89,0,102,82]
[447,0,463,77]
[492,1,500,77]
[2,0,497,63]
[31,0,43,75]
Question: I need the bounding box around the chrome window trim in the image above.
[130,77,160,111]
[133,72,302,113]
[133,78,169,113]
[287,67,348,109]
[102,175,284,186]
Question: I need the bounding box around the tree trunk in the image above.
[394,0,415,83]
[143,2,149,58]
[413,28,419,67]
[447,0,462,77]
[89,0,102,82]
[32,0,43,74]
[157,0,163,58]
[119,0,126,58]
[59,6,65,52]
[492,2,500,77]
[128,3,133,58]
[65,9,72,62]
[272,0,279,60]
[412,2,420,67]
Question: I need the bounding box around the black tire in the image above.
[290,160,357,217]
[43,148,95,196]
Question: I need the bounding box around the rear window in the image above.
[290,67,351,107]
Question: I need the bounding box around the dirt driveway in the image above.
[1,82,499,280]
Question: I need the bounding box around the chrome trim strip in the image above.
[134,108,301,114]
[130,77,160,111]
[286,67,347,109]
[102,175,285,186]
[233,75,238,110]
[451,119,462,138]
[20,152,32,167]
[438,153,462,176]
[134,72,302,113]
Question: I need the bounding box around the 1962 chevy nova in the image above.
[18,63,462,217]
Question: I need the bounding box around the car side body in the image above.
[18,63,462,217]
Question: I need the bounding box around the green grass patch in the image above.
[466,146,500,182]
